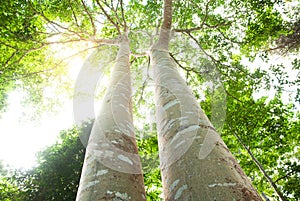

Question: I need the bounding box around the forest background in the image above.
[0,0,299,200]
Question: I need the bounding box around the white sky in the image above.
[241,53,300,105]
[0,44,87,170]
[0,44,107,170]
[0,91,74,169]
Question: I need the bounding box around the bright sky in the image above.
[0,45,86,170]
[0,91,75,169]
[0,42,109,170]
[241,53,300,105]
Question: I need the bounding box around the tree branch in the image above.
[2,33,118,73]
[231,128,287,201]
[185,32,219,63]
[68,0,80,27]
[28,1,89,39]
[0,41,17,50]
[198,0,212,31]
[80,0,97,36]
[173,22,230,33]
[102,0,120,24]
[173,0,212,33]
[224,88,243,103]
[95,0,121,34]
[274,169,296,183]
[2,51,18,69]
[169,53,199,74]
[215,27,242,44]
[120,0,127,31]
[1,45,100,84]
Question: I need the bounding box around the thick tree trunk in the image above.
[76,35,146,201]
[150,0,263,200]
[151,48,263,201]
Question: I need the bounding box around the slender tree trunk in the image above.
[150,0,263,200]
[76,34,146,201]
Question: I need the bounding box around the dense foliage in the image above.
[0,0,299,200]
[3,126,87,201]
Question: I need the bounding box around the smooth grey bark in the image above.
[76,35,146,201]
[150,0,263,200]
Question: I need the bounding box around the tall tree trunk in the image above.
[150,0,263,200]
[76,34,146,201]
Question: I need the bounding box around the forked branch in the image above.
[80,0,97,35]
[95,0,121,34]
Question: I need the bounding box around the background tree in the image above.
[0,0,72,117]
[0,177,20,201]
[4,123,159,201]
[8,124,89,201]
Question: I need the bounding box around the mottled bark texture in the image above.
[76,35,146,201]
[150,0,263,200]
